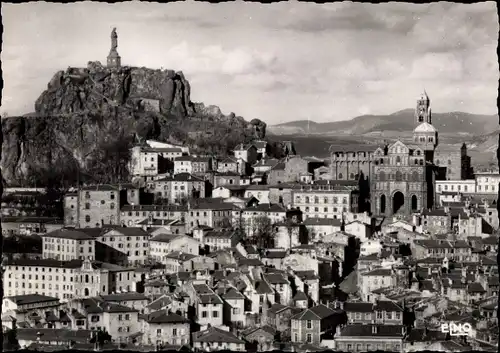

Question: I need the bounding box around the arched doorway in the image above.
[393,192,405,214]
[380,195,386,214]
[411,195,418,212]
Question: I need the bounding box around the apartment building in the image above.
[120,205,187,227]
[153,173,206,204]
[292,186,359,219]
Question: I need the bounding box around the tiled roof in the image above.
[343,302,373,313]
[100,292,149,302]
[264,273,289,284]
[156,173,205,182]
[146,310,189,324]
[16,328,93,343]
[255,280,274,294]
[293,291,308,301]
[6,294,59,306]
[4,258,84,269]
[303,218,342,227]
[150,233,182,243]
[193,326,245,344]
[467,282,486,293]
[292,304,335,320]
[268,303,289,314]
[222,288,245,300]
[121,204,187,212]
[263,250,287,259]
[362,268,392,276]
[42,229,95,240]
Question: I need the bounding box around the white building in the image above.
[475,172,500,194]
[435,179,476,194]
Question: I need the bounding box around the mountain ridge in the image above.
[269,110,498,136]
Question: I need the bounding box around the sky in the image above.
[1,1,498,125]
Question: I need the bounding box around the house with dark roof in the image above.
[153,173,206,204]
[183,283,224,327]
[2,294,61,318]
[66,298,140,343]
[290,304,338,345]
[262,249,287,268]
[186,199,234,233]
[334,324,406,352]
[342,300,403,325]
[221,287,246,326]
[234,144,258,165]
[193,326,245,351]
[419,208,451,234]
[16,328,93,349]
[216,157,241,174]
[141,310,190,347]
[264,303,298,333]
[403,327,447,352]
[359,268,396,302]
[264,273,292,306]
[242,325,276,351]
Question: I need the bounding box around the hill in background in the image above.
[269,109,498,136]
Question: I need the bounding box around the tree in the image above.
[90,328,112,349]
[248,215,275,249]
[3,325,20,351]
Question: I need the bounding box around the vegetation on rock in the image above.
[1,62,267,187]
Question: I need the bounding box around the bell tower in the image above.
[413,90,438,161]
[415,90,431,124]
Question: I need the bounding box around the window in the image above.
[306,334,312,343]
[85,203,90,210]
[173,328,177,336]
[201,311,207,318]
[213,311,218,318]
[338,173,343,179]
[85,215,91,223]
[307,320,312,329]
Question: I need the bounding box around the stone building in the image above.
[370,92,437,216]
[434,143,472,180]
[268,156,310,185]
[329,146,377,181]
[72,185,122,228]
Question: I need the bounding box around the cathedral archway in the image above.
[411,195,418,212]
[392,192,405,214]
[380,195,386,214]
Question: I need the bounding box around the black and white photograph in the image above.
[0,1,499,352]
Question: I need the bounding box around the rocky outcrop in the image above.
[2,62,266,186]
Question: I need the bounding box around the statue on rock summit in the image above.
[107,27,121,68]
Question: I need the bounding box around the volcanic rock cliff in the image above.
[2,61,266,186]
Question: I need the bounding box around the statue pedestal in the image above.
[107,51,121,68]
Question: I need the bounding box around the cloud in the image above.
[328,58,408,81]
[409,2,498,53]
[409,53,464,80]
[163,42,291,92]
[280,3,420,34]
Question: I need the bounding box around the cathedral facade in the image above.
[370,92,438,216]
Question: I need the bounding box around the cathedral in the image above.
[329,92,452,217]
[370,92,438,216]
